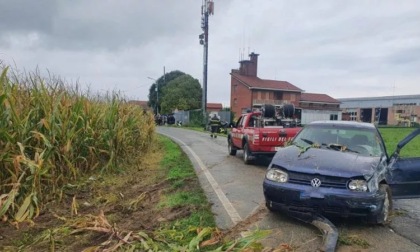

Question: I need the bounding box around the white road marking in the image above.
[160,133,243,225]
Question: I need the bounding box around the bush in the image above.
[188,109,204,127]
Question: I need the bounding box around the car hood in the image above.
[271,145,381,179]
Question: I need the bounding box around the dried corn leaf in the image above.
[81,246,101,252]
[14,193,33,222]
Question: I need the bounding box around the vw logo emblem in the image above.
[311,178,322,187]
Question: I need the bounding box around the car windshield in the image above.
[292,124,384,157]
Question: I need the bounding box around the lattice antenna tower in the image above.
[199,0,214,125]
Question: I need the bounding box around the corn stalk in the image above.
[0,64,155,222]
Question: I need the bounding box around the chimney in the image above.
[238,52,259,77]
[249,52,259,76]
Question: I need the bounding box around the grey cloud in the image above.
[1,0,201,51]
[0,0,56,32]
[1,0,420,105]
[387,47,420,66]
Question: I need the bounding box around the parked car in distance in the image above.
[263,120,420,224]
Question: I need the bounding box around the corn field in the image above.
[0,66,155,223]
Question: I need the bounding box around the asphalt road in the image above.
[157,126,420,252]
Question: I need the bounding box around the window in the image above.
[274,91,283,100]
[350,111,357,121]
[237,116,244,127]
[330,114,338,120]
[248,116,256,127]
[233,85,237,93]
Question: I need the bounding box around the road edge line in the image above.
[159,133,243,225]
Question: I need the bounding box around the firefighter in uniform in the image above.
[209,114,221,138]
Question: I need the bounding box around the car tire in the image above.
[262,104,275,118]
[228,138,237,156]
[367,184,393,224]
[266,201,275,212]
[283,104,295,118]
[243,143,252,164]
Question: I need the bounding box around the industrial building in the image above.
[339,95,420,126]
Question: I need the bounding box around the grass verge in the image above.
[379,127,420,157]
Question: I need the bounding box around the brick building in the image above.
[230,53,341,124]
[206,102,223,112]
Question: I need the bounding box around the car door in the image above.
[231,116,244,148]
[387,128,420,199]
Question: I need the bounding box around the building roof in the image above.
[338,94,420,102]
[338,94,420,109]
[231,72,302,92]
[207,103,223,110]
[300,93,340,104]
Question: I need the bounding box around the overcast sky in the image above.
[1,0,420,107]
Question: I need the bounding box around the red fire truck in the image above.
[228,104,301,164]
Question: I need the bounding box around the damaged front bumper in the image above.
[263,179,385,219]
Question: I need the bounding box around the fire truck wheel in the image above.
[228,138,237,156]
[283,104,295,118]
[262,104,275,118]
[243,143,252,164]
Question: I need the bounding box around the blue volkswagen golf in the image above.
[263,121,420,224]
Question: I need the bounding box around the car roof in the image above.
[307,120,376,130]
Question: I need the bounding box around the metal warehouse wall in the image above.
[173,110,231,125]
[301,110,342,125]
[339,95,420,109]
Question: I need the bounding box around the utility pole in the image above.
[199,0,214,127]
[162,66,165,115]
[156,78,159,115]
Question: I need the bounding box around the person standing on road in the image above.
[209,114,221,138]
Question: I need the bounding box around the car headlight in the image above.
[266,168,288,183]
[348,179,368,192]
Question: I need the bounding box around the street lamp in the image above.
[147,77,159,114]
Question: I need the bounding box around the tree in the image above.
[160,74,202,114]
[147,70,186,114]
